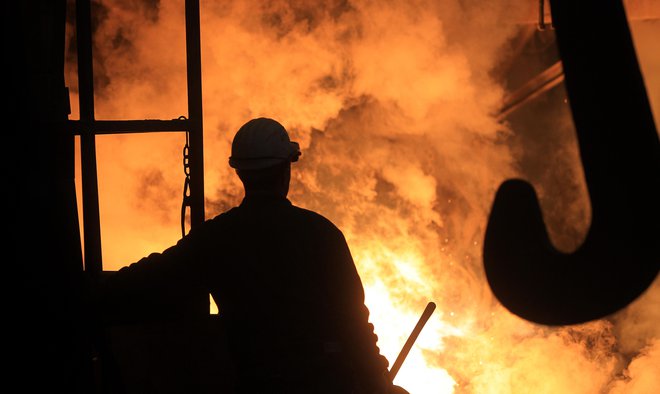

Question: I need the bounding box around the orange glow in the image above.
[66,1,659,392]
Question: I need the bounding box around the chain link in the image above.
[180,116,191,238]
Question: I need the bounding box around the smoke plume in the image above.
[65,1,659,392]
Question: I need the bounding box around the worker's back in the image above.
[197,194,386,393]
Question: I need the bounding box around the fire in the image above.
[66,0,659,392]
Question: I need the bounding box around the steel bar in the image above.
[67,119,192,134]
[497,60,564,121]
[76,0,103,273]
[389,302,436,380]
[185,0,205,229]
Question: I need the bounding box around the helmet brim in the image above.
[229,141,300,170]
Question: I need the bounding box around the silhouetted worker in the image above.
[99,118,408,394]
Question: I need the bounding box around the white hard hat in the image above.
[229,117,301,170]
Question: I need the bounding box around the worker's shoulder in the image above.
[205,206,242,225]
[200,203,344,236]
[288,204,343,233]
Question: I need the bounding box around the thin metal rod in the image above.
[538,0,547,30]
[389,302,436,380]
[497,61,564,121]
[76,0,103,273]
[185,0,205,228]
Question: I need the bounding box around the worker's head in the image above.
[229,117,300,197]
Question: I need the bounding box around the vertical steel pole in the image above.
[184,0,209,316]
[185,0,205,228]
[76,0,103,272]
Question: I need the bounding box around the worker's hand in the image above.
[389,385,410,394]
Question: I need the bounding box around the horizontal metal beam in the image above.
[67,118,193,135]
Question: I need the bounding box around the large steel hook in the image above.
[483,0,659,325]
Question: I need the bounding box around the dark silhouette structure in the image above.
[10,1,215,392]
[10,1,90,392]
[484,0,659,325]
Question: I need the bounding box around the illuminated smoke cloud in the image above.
[65,0,659,392]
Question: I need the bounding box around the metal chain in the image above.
[180,116,191,238]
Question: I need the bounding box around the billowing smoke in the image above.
[65,0,659,392]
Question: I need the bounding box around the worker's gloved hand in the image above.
[389,385,410,394]
[365,372,409,394]
[367,382,409,394]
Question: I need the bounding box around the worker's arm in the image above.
[95,224,211,325]
[327,228,393,394]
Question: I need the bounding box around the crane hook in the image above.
[483,0,659,325]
